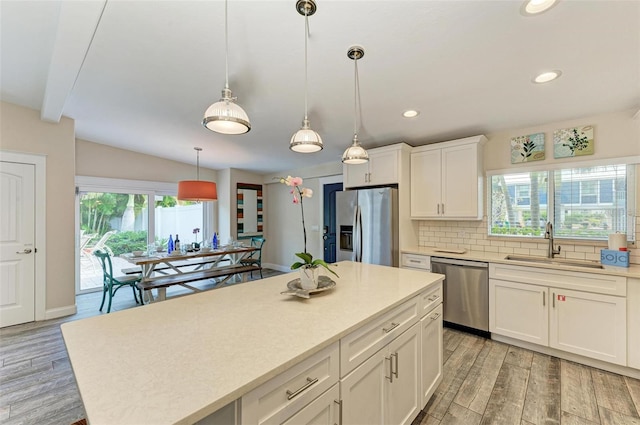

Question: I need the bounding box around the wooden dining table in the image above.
[123,245,258,302]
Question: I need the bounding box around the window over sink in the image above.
[488,163,635,241]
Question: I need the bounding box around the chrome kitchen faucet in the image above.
[544,221,561,258]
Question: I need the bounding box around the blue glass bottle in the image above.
[168,235,174,254]
[212,232,218,250]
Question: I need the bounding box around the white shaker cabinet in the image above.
[549,288,626,365]
[490,279,549,346]
[489,264,628,366]
[343,143,410,189]
[410,135,486,219]
[341,322,421,425]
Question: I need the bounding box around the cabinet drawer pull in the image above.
[391,352,399,378]
[334,399,343,425]
[409,259,420,263]
[383,322,400,333]
[385,356,393,382]
[442,203,445,214]
[437,204,440,214]
[430,312,440,320]
[543,292,546,306]
[552,292,555,308]
[428,295,440,302]
[286,377,318,400]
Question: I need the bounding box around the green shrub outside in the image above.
[107,231,147,256]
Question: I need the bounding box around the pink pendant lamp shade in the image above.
[177,147,217,202]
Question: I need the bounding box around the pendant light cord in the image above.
[353,57,359,136]
[196,149,201,181]
[224,0,229,90]
[304,11,309,120]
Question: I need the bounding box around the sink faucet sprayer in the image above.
[544,221,561,258]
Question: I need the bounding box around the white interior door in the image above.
[0,161,36,327]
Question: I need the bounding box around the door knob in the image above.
[16,248,33,254]
[323,235,328,240]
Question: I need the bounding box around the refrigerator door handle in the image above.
[357,206,363,262]
[352,205,358,262]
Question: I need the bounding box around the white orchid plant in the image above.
[278,176,338,278]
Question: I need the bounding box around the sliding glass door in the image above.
[78,191,149,292]
[76,177,210,295]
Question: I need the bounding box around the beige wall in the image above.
[76,139,218,182]
[485,108,640,171]
[262,162,343,270]
[0,102,76,311]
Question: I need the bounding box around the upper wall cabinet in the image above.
[411,135,486,220]
[343,144,411,189]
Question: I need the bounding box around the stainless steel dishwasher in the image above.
[430,257,489,337]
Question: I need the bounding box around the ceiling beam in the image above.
[40,0,106,123]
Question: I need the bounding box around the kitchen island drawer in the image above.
[420,281,443,316]
[242,342,339,425]
[340,295,420,376]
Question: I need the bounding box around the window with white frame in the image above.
[489,163,635,241]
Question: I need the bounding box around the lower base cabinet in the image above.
[490,275,627,366]
[242,282,444,425]
[341,322,421,425]
[549,287,626,365]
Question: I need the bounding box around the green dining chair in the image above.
[240,237,265,279]
[94,250,143,313]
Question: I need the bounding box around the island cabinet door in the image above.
[340,349,386,424]
[280,384,340,425]
[340,323,421,425]
[420,304,443,408]
[386,323,421,425]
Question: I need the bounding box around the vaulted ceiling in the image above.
[1,1,638,173]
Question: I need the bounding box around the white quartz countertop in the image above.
[61,261,443,425]
[401,246,640,278]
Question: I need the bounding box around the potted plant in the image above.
[278,176,338,289]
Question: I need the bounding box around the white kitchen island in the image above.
[62,261,444,425]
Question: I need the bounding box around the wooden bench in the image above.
[137,264,259,301]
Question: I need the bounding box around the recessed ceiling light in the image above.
[523,0,558,15]
[403,110,420,118]
[533,70,562,84]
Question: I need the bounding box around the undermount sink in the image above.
[504,255,604,269]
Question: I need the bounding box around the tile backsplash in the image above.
[418,216,640,265]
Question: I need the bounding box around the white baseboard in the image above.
[45,304,77,320]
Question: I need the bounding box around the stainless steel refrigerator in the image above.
[335,187,398,267]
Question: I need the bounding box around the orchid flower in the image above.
[275,176,338,277]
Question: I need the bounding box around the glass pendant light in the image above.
[290,0,323,153]
[202,0,251,135]
[342,46,369,164]
[177,147,218,201]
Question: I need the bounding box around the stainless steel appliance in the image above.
[336,187,398,267]
[430,257,489,336]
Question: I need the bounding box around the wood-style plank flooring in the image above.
[2,276,640,425]
[415,328,640,425]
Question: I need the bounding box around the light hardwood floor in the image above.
[2,277,639,425]
[414,328,640,425]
